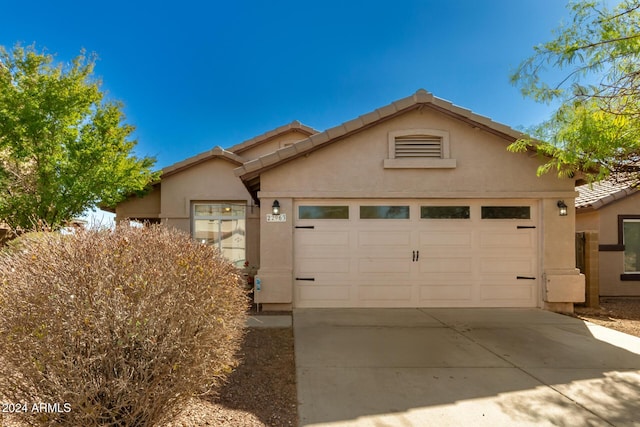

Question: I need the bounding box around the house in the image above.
[114,89,585,312]
[576,179,640,296]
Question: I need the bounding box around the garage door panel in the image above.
[358,285,412,301]
[420,257,473,273]
[294,200,539,308]
[298,285,351,303]
[297,231,350,246]
[480,285,535,301]
[422,275,477,285]
[358,259,411,274]
[297,248,351,259]
[480,231,535,249]
[420,285,473,301]
[480,257,536,274]
[419,231,473,246]
[297,258,351,274]
[358,230,411,246]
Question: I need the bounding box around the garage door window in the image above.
[481,206,530,219]
[421,206,470,219]
[299,206,349,219]
[360,206,410,219]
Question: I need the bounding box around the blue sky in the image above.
[2,0,572,170]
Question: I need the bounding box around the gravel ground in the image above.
[574,297,640,337]
[166,327,297,426]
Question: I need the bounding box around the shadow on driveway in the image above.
[294,308,640,426]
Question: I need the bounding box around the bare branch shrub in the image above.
[0,224,248,426]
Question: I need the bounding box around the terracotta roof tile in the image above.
[575,180,638,210]
[343,117,364,132]
[326,125,347,140]
[235,89,528,180]
[227,120,318,154]
[160,121,317,179]
[162,147,244,178]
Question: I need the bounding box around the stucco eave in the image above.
[257,190,580,199]
[576,206,596,214]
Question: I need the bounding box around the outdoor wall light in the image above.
[557,200,568,216]
[272,200,281,215]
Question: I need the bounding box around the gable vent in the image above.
[394,135,442,158]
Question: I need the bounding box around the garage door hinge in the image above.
[516,226,536,229]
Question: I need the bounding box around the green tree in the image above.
[509,0,640,182]
[0,44,160,230]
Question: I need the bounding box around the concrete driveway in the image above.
[294,308,640,426]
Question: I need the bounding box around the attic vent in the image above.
[384,128,456,169]
[394,135,442,158]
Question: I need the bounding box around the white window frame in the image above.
[192,202,246,267]
[384,129,456,169]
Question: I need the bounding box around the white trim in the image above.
[384,158,457,168]
[259,191,580,199]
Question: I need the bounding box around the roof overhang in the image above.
[227,120,319,154]
[575,180,639,212]
[162,146,244,178]
[235,89,531,201]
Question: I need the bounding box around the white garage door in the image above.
[294,200,539,308]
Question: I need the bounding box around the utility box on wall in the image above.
[545,273,586,303]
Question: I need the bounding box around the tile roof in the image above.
[226,120,318,154]
[575,180,638,210]
[235,89,527,181]
[159,121,317,178]
[162,146,245,178]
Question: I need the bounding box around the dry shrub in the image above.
[0,225,248,426]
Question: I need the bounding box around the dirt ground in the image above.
[174,299,640,426]
[574,297,640,338]
[1,328,297,427]
[167,327,298,427]
[5,299,640,427]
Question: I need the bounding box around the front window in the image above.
[193,203,245,267]
[624,220,640,273]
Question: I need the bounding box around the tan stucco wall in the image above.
[255,108,581,308]
[160,159,248,218]
[577,194,640,296]
[117,158,260,269]
[260,110,572,196]
[115,186,161,220]
[575,210,599,232]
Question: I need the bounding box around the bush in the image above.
[0,225,248,426]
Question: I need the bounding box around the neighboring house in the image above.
[114,89,584,312]
[576,180,640,296]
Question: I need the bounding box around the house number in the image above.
[266,214,287,222]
